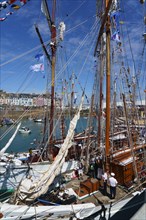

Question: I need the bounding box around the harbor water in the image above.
[0,117,91,153]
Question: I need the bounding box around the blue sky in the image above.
[0,0,145,101]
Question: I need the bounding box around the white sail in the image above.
[0,122,21,156]
[16,96,84,202]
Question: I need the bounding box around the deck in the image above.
[64,174,128,205]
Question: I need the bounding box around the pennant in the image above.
[11,4,20,10]
[0,1,9,11]
[74,94,77,104]
[0,11,13,21]
[0,17,7,21]
[0,0,30,21]
[6,11,13,16]
[119,21,124,24]
[110,12,120,31]
[30,63,44,72]
[8,0,17,4]
[85,94,89,103]
[20,0,27,6]
[111,31,121,43]
[35,54,44,62]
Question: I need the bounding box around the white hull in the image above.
[19,130,31,134]
[1,190,145,220]
[34,119,44,123]
[0,202,98,220]
[19,127,31,134]
[0,160,78,191]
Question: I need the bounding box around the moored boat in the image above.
[33,118,44,123]
[19,127,31,134]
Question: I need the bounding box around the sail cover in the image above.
[16,96,84,202]
[0,122,21,156]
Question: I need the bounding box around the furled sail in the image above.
[15,96,84,202]
[0,122,21,156]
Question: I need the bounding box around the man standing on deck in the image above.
[102,170,109,195]
[108,173,118,199]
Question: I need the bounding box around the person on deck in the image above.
[108,173,118,199]
[94,159,99,178]
[102,170,109,195]
[96,158,103,180]
[89,159,95,178]
[28,148,32,159]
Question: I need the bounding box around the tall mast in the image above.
[70,72,75,118]
[94,0,112,171]
[60,82,65,140]
[37,0,56,153]
[97,36,105,148]
[85,94,94,173]
[49,0,56,148]
[105,0,111,171]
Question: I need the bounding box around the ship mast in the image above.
[105,0,111,171]
[70,72,75,118]
[60,81,65,140]
[94,0,112,171]
[35,0,57,155]
[49,0,56,149]
[97,36,105,148]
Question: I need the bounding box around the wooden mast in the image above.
[94,0,112,171]
[70,73,75,119]
[122,94,140,186]
[97,37,104,148]
[105,0,111,171]
[36,0,57,154]
[60,82,65,140]
[85,94,94,173]
[35,0,54,149]
[49,0,56,151]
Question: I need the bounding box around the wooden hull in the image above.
[110,144,146,186]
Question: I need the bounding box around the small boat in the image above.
[33,118,44,123]
[19,127,31,134]
[2,118,15,126]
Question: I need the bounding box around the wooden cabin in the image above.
[110,144,146,187]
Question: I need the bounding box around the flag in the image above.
[20,0,27,5]
[35,54,44,62]
[11,4,20,10]
[111,31,121,43]
[0,17,7,21]
[30,63,44,72]
[74,94,77,104]
[0,0,30,22]
[0,1,9,11]
[9,0,17,4]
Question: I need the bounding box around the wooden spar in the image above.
[37,0,57,152]
[41,0,52,31]
[94,0,113,56]
[122,94,140,186]
[35,25,52,65]
[36,0,56,153]
[49,0,56,149]
[85,94,94,173]
[113,78,117,136]
[105,0,111,171]
[97,37,104,148]
[144,90,146,169]
[60,83,65,140]
[71,73,75,118]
